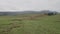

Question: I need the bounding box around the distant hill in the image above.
[0,10,58,16]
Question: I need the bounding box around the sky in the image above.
[0,0,60,12]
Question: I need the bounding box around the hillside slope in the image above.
[0,15,60,34]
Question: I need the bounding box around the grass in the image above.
[0,14,60,34]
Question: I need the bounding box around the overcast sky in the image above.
[0,0,60,12]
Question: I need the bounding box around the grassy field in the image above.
[0,14,60,34]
